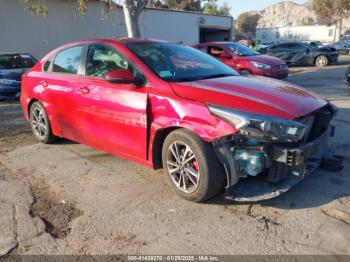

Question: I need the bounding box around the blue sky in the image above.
[217,0,307,18]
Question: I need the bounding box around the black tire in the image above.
[315,55,329,67]
[162,129,225,202]
[29,101,58,143]
[240,69,251,76]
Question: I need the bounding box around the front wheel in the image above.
[162,129,225,202]
[30,101,58,143]
[315,55,329,67]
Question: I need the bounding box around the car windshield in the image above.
[126,42,238,82]
[0,54,36,70]
[223,43,260,56]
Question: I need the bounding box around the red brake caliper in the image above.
[192,161,199,171]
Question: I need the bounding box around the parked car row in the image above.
[193,42,289,79]
[259,42,339,67]
[0,53,37,100]
[20,38,339,202]
[2,38,349,102]
[333,41,350,55]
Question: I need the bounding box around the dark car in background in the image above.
[193,42,288,79]
[303,41,323,48]
[0,52,37,100]
[346,65,350,87]
[260,42,339,67]
[333,41,350,55]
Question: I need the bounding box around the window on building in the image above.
[262,32,267,40]
[329,28,334,37]
[52,46,83,74]
[276,31,280,39]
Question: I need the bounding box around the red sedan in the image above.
[21,39,336,202]
[193,42,289,79]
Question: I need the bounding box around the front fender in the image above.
[149,95,237,142]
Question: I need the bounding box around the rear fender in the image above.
[26,97,62,137]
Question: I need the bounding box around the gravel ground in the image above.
[0,57,350,256]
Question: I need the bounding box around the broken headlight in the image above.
[208,104,306,143]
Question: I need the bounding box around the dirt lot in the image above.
[1,57,350,256]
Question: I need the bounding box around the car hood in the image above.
[241,54,285,66]
[170,76,327,119]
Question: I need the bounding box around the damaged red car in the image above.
[21,39,338,202]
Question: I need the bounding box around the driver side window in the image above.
[208,46,224,57]
[86,45,130,78]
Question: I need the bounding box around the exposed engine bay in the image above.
[212,103,343,202]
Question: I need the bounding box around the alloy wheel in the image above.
[31,106,48,139]
[166,141,200,194]
[316,56,328,67]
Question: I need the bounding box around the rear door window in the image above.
[288,43,306,50]
[52,46,83,74]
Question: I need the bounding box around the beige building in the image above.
[256,25,338,44]
[0,0,233,59]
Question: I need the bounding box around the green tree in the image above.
[149,0,230,15]
[202,0,219,15]
[164,0,201,12]
[202,0,230,16]
[147,0,164,8]
[235,12,260,36]
[218,2,231,16]
[18,0,149,38]
[313,0,350,40]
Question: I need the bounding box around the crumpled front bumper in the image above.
[223,127,333,202]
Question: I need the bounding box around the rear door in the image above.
[286,43,309,65]
[266,44,290,61]
[41,45,86,141]
[75,43,149,160]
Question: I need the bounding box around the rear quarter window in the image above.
[43,58,53,71]
[52,46,83,74]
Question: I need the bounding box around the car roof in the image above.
[60,38,170,47]
[40,38,174,62]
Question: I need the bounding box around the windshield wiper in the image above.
[200,74,236,80]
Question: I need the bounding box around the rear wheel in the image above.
[315,55,329,67]
[30,101,58,143]
[162,129,225,202]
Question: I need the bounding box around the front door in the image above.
[75,44,148,160]
[207,45,236,69]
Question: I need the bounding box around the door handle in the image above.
[78,86,90,95]
[40,80,48,87]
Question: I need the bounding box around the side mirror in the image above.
[105,69,135,84]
